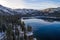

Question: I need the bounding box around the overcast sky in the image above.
[0,0,60,9]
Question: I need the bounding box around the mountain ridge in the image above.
[0,5,60,17]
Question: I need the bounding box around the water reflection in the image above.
[42,18,60,22]
[24,19,60,40]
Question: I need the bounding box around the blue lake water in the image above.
[24,19,60,40]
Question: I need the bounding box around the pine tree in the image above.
[6,24,13,40]
[27,25,32,32]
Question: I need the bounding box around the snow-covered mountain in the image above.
[0,5,15,15]
[0,5,60,17]
[0,5,41,16]
[14,9,40,15]
[42,7,60,13]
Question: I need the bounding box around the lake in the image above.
[23,19,60,40]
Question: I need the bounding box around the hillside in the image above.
[0,5,60,17]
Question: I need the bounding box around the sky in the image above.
[0,0,60,9]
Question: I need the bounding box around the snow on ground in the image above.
[26,32,33,36]
[0,32,5,40]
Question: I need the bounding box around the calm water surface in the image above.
[24,19,60,40]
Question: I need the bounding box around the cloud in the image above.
[0,0,26,9]
[0,0,60,9]
[24,0,60,9]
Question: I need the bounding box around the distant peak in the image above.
[0,5,3,7]
[0,5,5,8]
